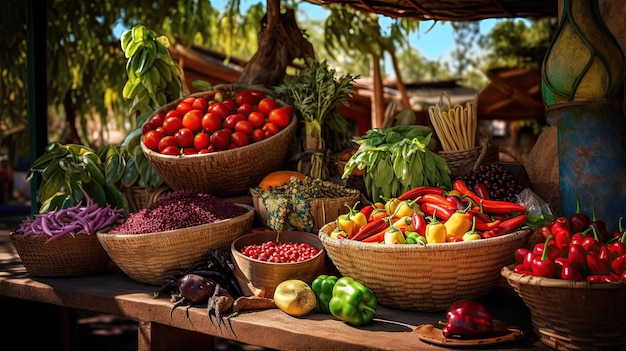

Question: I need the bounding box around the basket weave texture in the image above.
[141,86,297,197]
[438,132,498,178]
[124,185,172,213]
[9,232,110,277]
[501,265,626,351]
[97,204,255,286]
[319,222,530,311]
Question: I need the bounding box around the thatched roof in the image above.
[304,0,558,21]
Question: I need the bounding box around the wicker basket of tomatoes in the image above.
[141,84,297,197]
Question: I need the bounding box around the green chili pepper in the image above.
[329,277,377,326]
[311,274,338,314]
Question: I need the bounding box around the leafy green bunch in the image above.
[274,58,357,153]
[342,125,451,201]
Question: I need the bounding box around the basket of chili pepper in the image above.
[318,221,531,312]
[502,265,626,350]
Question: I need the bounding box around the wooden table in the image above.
[0,250,551,351]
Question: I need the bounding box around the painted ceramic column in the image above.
[541,0,626,231]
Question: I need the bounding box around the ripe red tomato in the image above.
[176,101,193,116]
[142,122,155,135]
[281,105,294,117]
[247,111,266,128]
[150,113,165,127]
[257,97,276,115]
[174,127,194,148]
[235,90,256,106]
[249,90,265,103]
[182,147,197,155]
[191,97,208,112]
[222,99,237,113]
[251,128,265,143]
[262,122,279,138]
[268,108,290,128]
[210,129,231,150]
[160,145,181,156]
[208,102,231,119]
[164,109,180,120]
[143,130,163,151]
[237,103,253,116]
[182,97,196,105]
[193,132,210,150]
[182,109,203,132]
[234,120,254,135]
[231,131,250,147]
[162,116,182,135]
[158,135,178,153]
[202,112,223,134]
[224,113,246,130]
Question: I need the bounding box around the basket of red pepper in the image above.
[501,204,626,351]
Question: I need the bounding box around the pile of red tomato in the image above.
[142,89,293,155]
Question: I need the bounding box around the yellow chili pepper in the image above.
[336,216,357,237]
[444,211,472,240]
[330,227,348,239]
[394,198,419,218]
[336,202,368,236]
[425,213,447,244]
[384,217,406,244]
[462,217,482,241]
[384,198,402,216]
[392,216,413,231]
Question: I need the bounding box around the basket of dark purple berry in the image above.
[97,189,255,286]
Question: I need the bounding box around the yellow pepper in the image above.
[393,198,419,218]
[462,217,482,241]
[336,216,357,237]
[391,216,413,231]
[330,226,348,239]
[384,198,402,216]
[425,216,447,244]
[384,217,405,244]
[444,211,472,240]
[336,202,368,236]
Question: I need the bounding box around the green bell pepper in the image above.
[311,274,338,314]
[328,276,377,326]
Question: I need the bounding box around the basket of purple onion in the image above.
[10,198,125,278]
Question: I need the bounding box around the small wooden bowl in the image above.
[230,231,326,298]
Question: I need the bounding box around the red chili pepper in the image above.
[567,243,587,268]
[540,224,553,240]
[420,202,455,221]
[474,219,501,231]
[608,231,626,258]
[551,221,572,251]
[514,247,532,265]
[532,236,563,260]
[446,195,466,210]
[569,197,590,233]
[611,254,626,275]
[359,205,375,221]
[586,274,617,283]
[481,214,528,239]
[473,183,491,200]
[586,250,610,275]
[418,193,456,208]
[468,210,493,224]
[554,257,583,281]
[589,197,609,242]
[350,218,389,241]
[513,263,532,275]
[523,250,537,271]
[397,185,445,201]
[531,236,556,278]
[412,212,427,236]
[361,227,388,243]
[441,300,494,339]
[453,180,526,214]
[369,209,390,222]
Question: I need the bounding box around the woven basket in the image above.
[96,204,255,286]
[249,187,360,233]
[9,232,110,278]
[501,265,626,351]
[438,132,499,178]
[319,222,530,311]
[124,185,173,213]
[141,85,297,197]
